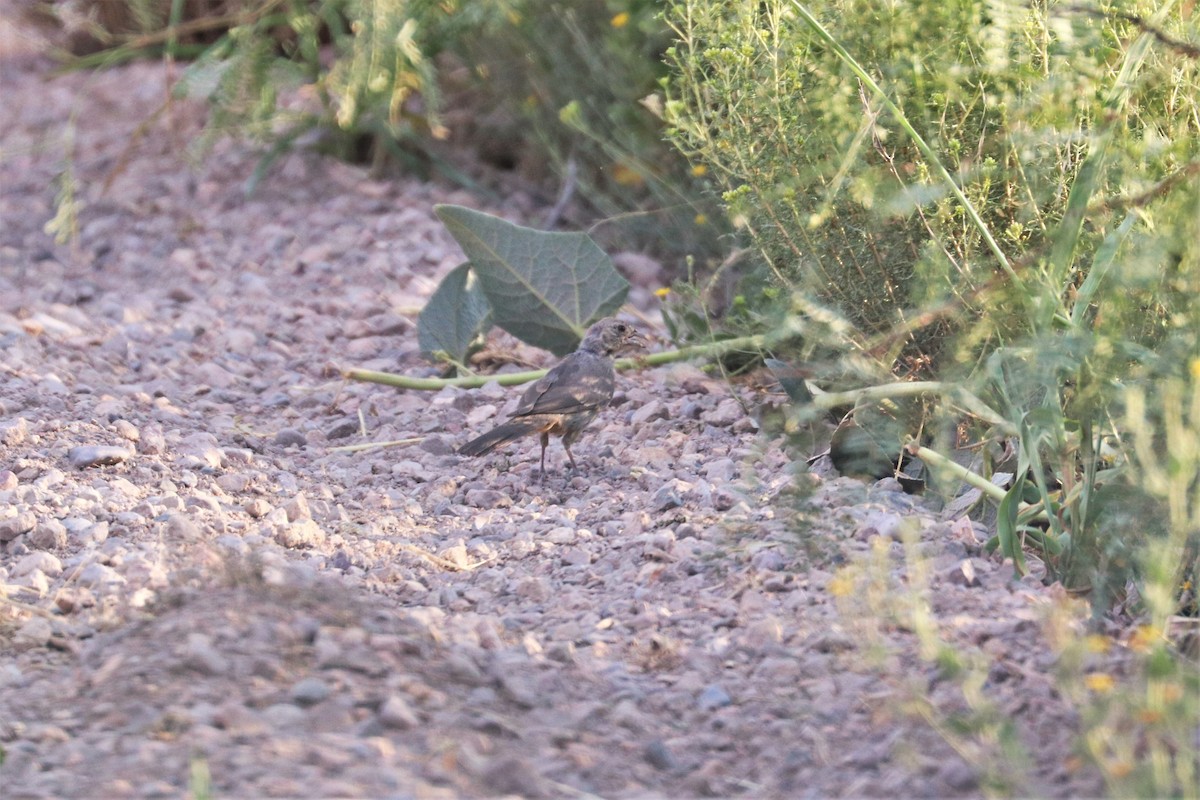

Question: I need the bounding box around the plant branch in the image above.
[344,334,767,391]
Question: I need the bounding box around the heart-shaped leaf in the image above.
[418,262,492,368]
[434,204,629,355]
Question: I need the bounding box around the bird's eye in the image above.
[615,324,627,333]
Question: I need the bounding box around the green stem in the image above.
[910,443,1007,503]
[808,381,1011,431]
[345,334,767,391]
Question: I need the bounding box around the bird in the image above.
[458,318,648,476]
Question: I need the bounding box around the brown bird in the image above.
[458,318,648,475]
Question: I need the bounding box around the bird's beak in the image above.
[626,329,650,353]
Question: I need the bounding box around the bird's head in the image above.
[579,318,649,357]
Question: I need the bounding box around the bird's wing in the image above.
[512,352,614,417]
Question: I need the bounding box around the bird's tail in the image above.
[458,420,544,457]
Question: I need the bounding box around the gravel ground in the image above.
[0,38,1113,799]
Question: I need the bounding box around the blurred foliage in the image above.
[47,0,722,259]
[661,0,1198,358]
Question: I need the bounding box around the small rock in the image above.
[326,419,358,440]
[244,498,272,518]
[419,435,454,455]
[13,551,63,578]
[77,563,126,590]
[742,616,784,649]
[939,759,980,791]
[0,470,17,491]
[112,419,140,442]
[68,445,132,469]
[28,519,68,550]
[275,519,326,549]
[703,458,737,483]
[630,400,670,427]
[704,398,743,427]
[177,431,225,470]
[262,703,307,728]
[465,489,512,509]
[696,684,732,711]
[854,510,904,541]
[14,617,53,651]
[273,428,307,448]
[217,473,253,493]
[439,544,470,570]
[946,558,981,588]
[560,547,592,567]
[545,526,576,544]
[0,511,37,542]
[651,485,682,512]
[139,426,167,455]
[165,514,203,542]
[185,633,229,676]
[480,756,546,798]
[283,493,311,522]
[643,739,679,772]
[0,417,29,446]
[378,695,420,729]
[290,677,331,706]
[466,404,498,427]
[72,520,109,546]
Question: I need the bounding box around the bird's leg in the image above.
[563,443,578,473]
[538,432,550,478]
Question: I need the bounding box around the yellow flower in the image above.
[1084,634,1110,654]
[654,287,670,298]
[611,12,630,28]
[828,569,855,597]
[1190,357,1200,380]
[1127,624,1158,653]
[694,213,708,226]
[1084,673,1115,693]
[691,164,708,177]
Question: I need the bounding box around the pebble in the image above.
[630,399,670,427]
[29,519,68,550]
[465,489,512,508]
[14,617,53,651]
[13,551,63,577]
[112,419,140,441]
[644,739,680,772]
[290,677,332,706]
[165,514,203,542]
[651,485,682,511]
[0,510,37,541]
[77,563,126,590]
[67,445,133,469]
[275,519,326,548]
[0,417,30,445]
[378,695,421,729]
[273,428,308,448]
[262,703,307,728]
[696,684,733,711]
[185,633,230,675]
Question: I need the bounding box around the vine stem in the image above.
[343,334,768,391]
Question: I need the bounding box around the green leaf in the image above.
[418,262,492,367]
[434,204,629,355]
[997,478,1028,576]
